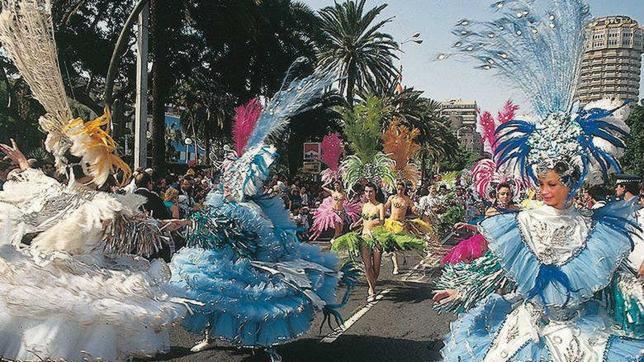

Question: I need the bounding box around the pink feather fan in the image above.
[320,132,344,185]
[232,98,263,155]
[476,100,518,154]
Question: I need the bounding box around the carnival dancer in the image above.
[381,121,430,274]
[440,102,525,266]
[332,97,423,300]
[383,181,428,274]
[433,1,643,360]
[310,133,361,241]
[333,183,385,302]
[0,2,192,360]
[169,63,355,360]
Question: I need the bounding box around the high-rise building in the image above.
[440,99,483,155]
[575,16,643,106]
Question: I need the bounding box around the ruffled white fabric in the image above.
[0,246,186,361]
[0,169,188,361]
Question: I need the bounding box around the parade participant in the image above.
[434,0,642,359]
[311,180,361,240]
[381,121,430,273]
[310,133,361,241]
[441,101,526,266]
[444,182,520,265]
[169,65,355,360]
[385,181,413,274]
[0,2,192,359]
[332,97,423,299]
[333,182,386,302]
[383,181,428,274]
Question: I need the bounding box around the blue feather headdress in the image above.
[223,60,336,202]
[440,1,632,196]
[495,100,631,195]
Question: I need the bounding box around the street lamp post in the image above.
[134,3,149,169]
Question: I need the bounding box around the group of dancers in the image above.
[0,0,642,361]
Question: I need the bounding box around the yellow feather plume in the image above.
[383,119,422,187]
[65,108,131,186]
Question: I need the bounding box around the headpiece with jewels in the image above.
[439,0,631,196]
[0,0,130,186]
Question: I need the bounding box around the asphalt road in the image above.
[145,247,455,362]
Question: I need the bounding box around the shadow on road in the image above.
[272,335,444,362]
[380,285,435,304]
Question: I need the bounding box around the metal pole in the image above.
[134,3,149,169]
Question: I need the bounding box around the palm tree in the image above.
[358,81,458,183]
[316,0,399,107]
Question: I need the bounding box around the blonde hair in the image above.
[164,187,179,202]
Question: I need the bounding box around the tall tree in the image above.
[622,104,644,176]
[316,0,399,107]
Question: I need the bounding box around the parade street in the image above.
[160,250,454,362]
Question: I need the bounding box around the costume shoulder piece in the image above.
[479,199,640,308]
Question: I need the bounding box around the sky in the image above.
[302,0,644,114]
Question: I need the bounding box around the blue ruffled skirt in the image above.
[169,192,342,347]
[441,294,644,361]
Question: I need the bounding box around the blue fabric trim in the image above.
[479,203,636,308]
[441,294,514,362]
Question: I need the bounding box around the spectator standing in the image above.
[179,177,195,217]
[290,186,302,211]
[134,172,172,220]
[163,187,181,219]
[299,187,309,207]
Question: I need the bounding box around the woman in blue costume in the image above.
[169,64,354,360]
[432,1,643,361]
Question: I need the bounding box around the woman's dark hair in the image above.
[364,182,378,192]
[586,185,606,202]
[396,180,408,195]
[494,182,515,208]
[364,181,385,203]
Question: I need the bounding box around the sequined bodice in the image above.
[517,206,590,266]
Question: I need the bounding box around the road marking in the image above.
[320,257,429,344]
[320,288,392,343]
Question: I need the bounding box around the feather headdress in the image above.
[0,0,130,186]
[440,0,630,196]
[340,96,396,191]
[223,63,336,202]
[320,132,344,186]
[382,119,422,188]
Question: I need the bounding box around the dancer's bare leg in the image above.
[360,246,377,300]
[191,328,217,352]
[333,221,343,239]
[391,251,399,275]
[372,247,383,282]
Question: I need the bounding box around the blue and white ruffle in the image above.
[479,201,638,308]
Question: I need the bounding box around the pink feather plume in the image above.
[320,132,344,171]
[477,111,496,155]
[232,98,263,155]
[477,100,519,154]
[497,100,519,125]
[471,158,497,199]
